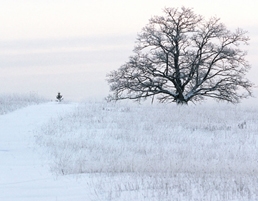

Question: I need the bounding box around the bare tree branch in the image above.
[107,7,253,104]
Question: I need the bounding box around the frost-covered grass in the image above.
[37,101,258,200]
[0,93,47,115]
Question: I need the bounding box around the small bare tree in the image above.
[107,7,253,104]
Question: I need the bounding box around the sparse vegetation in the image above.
[0,93,47,115]
[36,101,258,200]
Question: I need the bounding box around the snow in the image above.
[0,102,96,201]
[1,97,258,200]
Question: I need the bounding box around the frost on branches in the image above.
[107,7,253,104]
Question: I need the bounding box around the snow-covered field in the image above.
[1,94,258,200]
[0,93,46,115]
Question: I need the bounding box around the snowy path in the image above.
[0,102,95,201]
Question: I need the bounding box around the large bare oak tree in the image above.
[107,7,253,104]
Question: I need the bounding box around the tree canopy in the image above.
[107,7,253,104]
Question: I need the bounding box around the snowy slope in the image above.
[1,100,258,200]
[0,102,98,201]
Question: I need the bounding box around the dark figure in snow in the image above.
[56,92,63,102]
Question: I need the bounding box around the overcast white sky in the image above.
[0,0,257,101]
